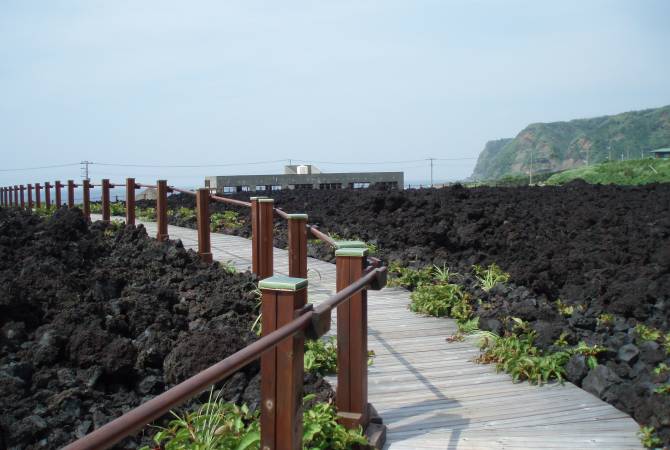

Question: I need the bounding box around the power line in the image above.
[0,162,80,172]
[91,159,289,168]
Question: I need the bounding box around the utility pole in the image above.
[428,158,434,188]
[80,160,92,180]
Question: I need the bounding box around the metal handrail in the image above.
[63,267,386,450]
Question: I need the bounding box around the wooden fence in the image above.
[0,178,387,450]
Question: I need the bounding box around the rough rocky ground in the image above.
[154,182,670,446]
[0,207,331,449]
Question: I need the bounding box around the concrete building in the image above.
[205,165,403,193]
[651,148,670,159]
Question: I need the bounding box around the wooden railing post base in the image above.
[156,180,169,241]
[259,275,308,450]
[125,178,136,226]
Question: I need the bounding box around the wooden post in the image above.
[19,185,25,208]
[54,181,62,207]
[35,183,42,208]
[6,187,11,206]
[14,186,18,206]
[67,180,75,208]
[44,182,52,209]
[287,214,308,278]
[259,275,308,450]
[101,179,111,222]
[125,178,136,225]
[335,244,370,429]
[1,188,5,206]
[82,179,91,222]
[251,197,274,279]
[196,188,213,263]
[156,180,169,241]
[27,185,33,209]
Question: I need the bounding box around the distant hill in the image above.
[545,158,670,186]
[471,105,670,180]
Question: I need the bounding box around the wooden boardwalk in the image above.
[104,216,643,449]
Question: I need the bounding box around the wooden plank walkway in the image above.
[100,216,643,449]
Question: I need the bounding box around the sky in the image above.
[1,0,670,190]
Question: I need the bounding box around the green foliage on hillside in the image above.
[546,158,670,186]
[472,105,670,180]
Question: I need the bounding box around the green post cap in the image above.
[335,247,368,257]
[250,196,268,201]
[286,213,308,220]
[259,275,308,291]
[334,240,367,249]
[258,198,274,203]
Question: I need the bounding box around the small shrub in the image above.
[301,396,369,449]
[597,313,615,328]
[457,317,480,334]
[638,425,662,448]
[473,263,510,292]
[89,203,102,214]
[304,337,338,375]
[476,330,570,384]
[32,206,57,218]
[571,341,606,369]
[635,324,661,343]
[653,363,669,376]
[654,384,670,395]
[387,263,434,289]
[553,332,569,347]
[432,264,454,284]
[409,283,469,317]
[555,299,574,317]
[171,207,195,221]
[110,203,126,216]
[137,207,156,221]
[211,211,243,232]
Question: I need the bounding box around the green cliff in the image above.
[471,105,670,180]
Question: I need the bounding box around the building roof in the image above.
[651,148,670,153]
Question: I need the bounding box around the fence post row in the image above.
[27,184,33,209]
[259,275,308,450]
[83,179,91,222]
[156,180,169,242]
[196,188,213,263]
[35,183,42,208]
[55,180,62,207]
[67,180,75,208]
[287,214,308,278]
[335,243,371,429]
[251,197,274,279]
[102,179,111,222]
[14,185,19,206]
[19,185,25,208]
[126,178,136,226]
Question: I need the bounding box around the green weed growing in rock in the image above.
[654,384,670,395]
[473,263,510,292]
[211,211,242,232]
[572,341,606,369]
[555,299,574,317]
[653,363,669,376]
[597,313,615,328]
[387,263,434,289]
[638,425,662,448]
[635,324,662,343]
[137,207,156,221]
[110,203,126,216]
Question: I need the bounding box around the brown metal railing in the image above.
[1,178,387,449]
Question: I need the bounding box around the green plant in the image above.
[663,333,670,355]
[635,324,661,343]
[571,341,605,369]
[554,332,569,347]
[172,207,195,221]
[211,211,243,231]
[301,396,368,449]
[103,220,125,238]
[409,283,469,317]
[654,384,670,395]
[142,389,260,450]
[597,313,615,327]
[638,425,662,448]
[89,203,102,214]
[653,363,669,376]
[473,263,510,292]
[32,206,57,218]
[137,207,156,221]
[365,242,378,255]
[220,261,237,275]
[555,299,574,317]
[476,330,570,384]
[387,263,434,290]
[110,203,126,216]
[457,317,480,334]
[304,337,338,375]
[432,264,454,284]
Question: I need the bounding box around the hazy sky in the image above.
[2,0,670,188]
